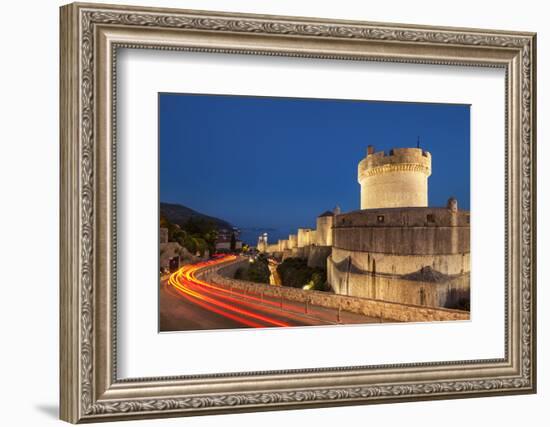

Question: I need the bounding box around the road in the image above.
[159,255,384,332]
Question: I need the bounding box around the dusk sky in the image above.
[159,93,470,243]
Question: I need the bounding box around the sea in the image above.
[238,227,297,247]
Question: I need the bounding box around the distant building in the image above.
[257,232,268,252]
[215,235,231,251]
[215,231,243,252]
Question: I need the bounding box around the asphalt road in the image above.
[159,256,384,332]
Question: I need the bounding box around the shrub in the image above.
[277,258,327,290]
[234,258,270,284]
[247,258,270,284]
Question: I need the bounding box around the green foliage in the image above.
[184,217,216,236]
[161,215,217,256]
[184,238,195,254]
[248,260,270,284]
[193,237,207,257]
[277,258,327,290]
[310,270,327,290]
[234,256,270,284]
[172,229,187,247]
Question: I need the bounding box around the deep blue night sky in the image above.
[159,93,470,244]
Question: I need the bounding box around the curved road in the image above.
[160,255,382,331]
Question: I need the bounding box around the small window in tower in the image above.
[377,215,384,223]
[466,215,470,224]
[427,214,435,223]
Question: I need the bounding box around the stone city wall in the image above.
[330,247,470,277]
[327,255,470,309]
[288,234,297,249]
[159,242,197,270]
[315,215,333,246]
[307,246,332,269]
[262,213,333,258]
[333,208,470,255]
[197,259,469,322]
[279,245,331,269]
[265,243,280,254]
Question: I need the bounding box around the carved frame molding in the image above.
[60,2,536,423]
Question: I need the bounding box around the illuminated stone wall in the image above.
[327,255,469,308]
[315,214,334,246]
[256,146,469,311]
[203,260,469,322]
[288,234,297,249]
[328,205,470,309]
[296,228,312,247]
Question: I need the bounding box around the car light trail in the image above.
[168,256,292,328]
[170,285,266,328]
[181,262,335,323]
[182,271,321,325]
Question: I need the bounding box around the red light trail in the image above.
[167,255,329,328]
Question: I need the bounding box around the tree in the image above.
[246,258,270,284]
[161,215,219,258]
[172,229,187,247]
[183,235,197,254]
[193,237,207,257]
[234,257,270,284]
[230,232,236,251]
[276,258,327,290]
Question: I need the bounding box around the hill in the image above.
[160,202,233,230]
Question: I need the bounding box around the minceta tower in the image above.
[358,145,432,209]
[258,143,470,311]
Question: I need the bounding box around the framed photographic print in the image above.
[60,2,537,423]
[158,94,471,332]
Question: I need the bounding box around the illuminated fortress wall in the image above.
[257,145,470,310]
[315,213,334,246]
[327,205,470,308]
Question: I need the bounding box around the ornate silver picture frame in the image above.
[60,2,536,423]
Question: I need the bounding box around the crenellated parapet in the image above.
[358,146,432,209]
[358,147,431,173]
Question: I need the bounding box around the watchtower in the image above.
[358,145,432,209]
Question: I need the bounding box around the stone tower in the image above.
[358,145,432,209]
[316,210,335,246]
[257,233,268,252]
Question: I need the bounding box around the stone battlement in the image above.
[334,206,470,228]
[358,147,431,180]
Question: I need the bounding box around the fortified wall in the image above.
[258,145,470,311]
[328,204,470,308]
[258,209,337,269]
[198,258,469,323]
